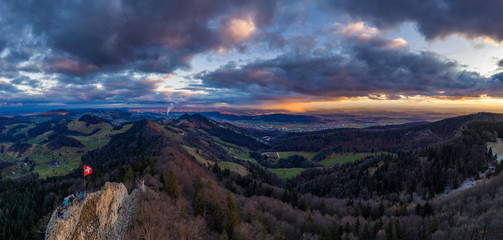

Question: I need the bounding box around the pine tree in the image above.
[321,225,332,240]
[336,225,344,240]
[373,218,383,238]
[378,202,385,217]
[320,199,326,212]
[361,223,371,240]
[158,172,165,191]
[219,229,229,240]
[354,218,361,234]
[124,168,134,182]
[423,202,434,216]
[344,222,351,233]
[193,176,205,215]
[428,217,439,238]
[281,190,290,203]
[415,203,422,216]
[303,214,314,233]
[224,193,241,235]
[356,201,363,217]
[165,170,178,199]
[386,219,402,240]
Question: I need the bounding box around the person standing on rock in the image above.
[57,206,63,219]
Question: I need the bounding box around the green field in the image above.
[268,168,306,179]
[219,161,249,176]
[320,152,386,167]
[276,151,316,160]
[181,145,214,167]
[0,121,139,179]
[229,148,255,162]
[204,133,255,163]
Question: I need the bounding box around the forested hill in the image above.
[271,112,503,152]
[1,112,503,239]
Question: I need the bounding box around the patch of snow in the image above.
[438,178,476,198]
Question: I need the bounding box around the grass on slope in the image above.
[182,145,213,166]
[204,133,255,163]
[1,145,83,179]
[268,168,305,179]
[219,161,249,176]
[231,150,255,162]
[1,123,24,134]
[27,146,82,179]
[273,151,316,161]
[320,152,387,167]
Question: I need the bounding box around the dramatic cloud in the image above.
[0,0,277,73]
[198,28,503,101]
[323,0,503,41]
[0,0,280,106]
[2,0,503,109]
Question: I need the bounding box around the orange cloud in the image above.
[165,74,176,79]
[386,38,408,48]
[227,18,255,41]
[337,21,378,40]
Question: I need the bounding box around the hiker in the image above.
[79,192,83,202]
[57,206,63,219]
[68,194,75,205]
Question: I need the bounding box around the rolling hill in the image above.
[2,111,503,239]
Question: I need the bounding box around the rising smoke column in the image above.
[166,103,174,118]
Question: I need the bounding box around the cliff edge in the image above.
[45,182,141,240]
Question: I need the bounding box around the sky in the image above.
[2,0,503,114]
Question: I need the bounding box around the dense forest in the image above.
[1,113,503,239]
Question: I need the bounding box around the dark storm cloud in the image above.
[10,76,41,89]
[0,81,19,93]
[198,34,503,100]
[498,59,503,68]
[322,0,503,41]
[4,0,503,107]
[1,0,277,73]
[0,0,285,106]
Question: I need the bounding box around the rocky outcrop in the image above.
[45,182,141,240]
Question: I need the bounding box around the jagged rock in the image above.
[45,182,140,240]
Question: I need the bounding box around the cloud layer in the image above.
[323,0,503,41]
[198,23,503,102]
[1,0,503,109]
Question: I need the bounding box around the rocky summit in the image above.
[45,182,141,240]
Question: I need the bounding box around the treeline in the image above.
[0,172,83,240]
[250,153,319,168]
[289,122,502,200]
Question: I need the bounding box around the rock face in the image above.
[45,182,140,240]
